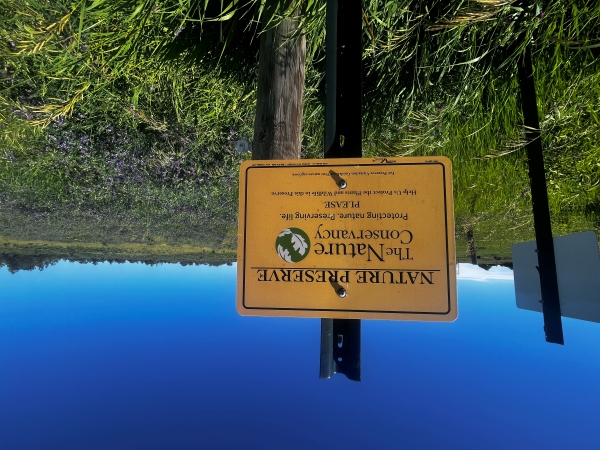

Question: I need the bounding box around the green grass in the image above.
[0,235,236,274]
[0,205,238,248]
[0,0,599,265]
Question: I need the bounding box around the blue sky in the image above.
[1,261,600,449]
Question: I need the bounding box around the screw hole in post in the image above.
[337,357,343,362]
[337,334,343,348]
[339,134,345,147]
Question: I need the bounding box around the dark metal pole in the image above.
[320,0,363,381]
[320,318,361,380]
[324,0,362,158]
[517,43,564,345]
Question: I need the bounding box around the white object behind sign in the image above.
[512,231,600,323]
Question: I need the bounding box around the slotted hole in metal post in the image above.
[337,334,343,348]
[339,134,345,147]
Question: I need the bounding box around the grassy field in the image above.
[0,234,235,274]
[1,0,599,271]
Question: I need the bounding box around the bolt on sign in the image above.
[237,157,457,321]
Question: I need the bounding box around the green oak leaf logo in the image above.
[275,228,311,263]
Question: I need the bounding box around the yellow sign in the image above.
[237,157,457,321]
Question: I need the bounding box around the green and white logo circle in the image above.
[275,228,311,263]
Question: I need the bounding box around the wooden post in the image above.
[467,226,478,265]
[252,3,306,160]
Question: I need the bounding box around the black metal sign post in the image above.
[320,0,363,381]
[323,0,362,159]
[517,44,564,345]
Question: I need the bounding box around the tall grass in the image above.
[361,0,600,246]
[1,0,598,255]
